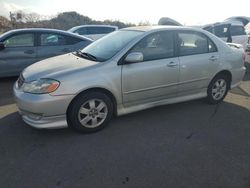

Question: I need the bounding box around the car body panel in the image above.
[178,52,220,96]
[0,45,38,77]
[122,57,179,106]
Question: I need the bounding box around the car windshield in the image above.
[81,30,143,62]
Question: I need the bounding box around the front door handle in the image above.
[24,50,34,54]
[167,62,178,67]
[209,56,218,61]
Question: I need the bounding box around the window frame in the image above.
[176,30,218,57]
[3,32,36,48]
[120,30,178,64]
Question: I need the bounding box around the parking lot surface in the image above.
[0,63,250,188]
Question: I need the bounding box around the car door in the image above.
[177,31,219,96]
[36,32,79,61]
[0,32,37,77]
[121,31,179,106]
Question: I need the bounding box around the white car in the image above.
[68,25,118,41]
[203,17,250,50]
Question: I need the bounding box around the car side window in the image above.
[76,28,87,35]
[40,33,67,46]
[4,33,34,47]
[214,25,230,38]
[230,26,246,36]
[130,31,174,61]
[178,32,212,56]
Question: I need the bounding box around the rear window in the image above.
[75,27,116,35]
[230,26,246,36]
[87,27,116,34]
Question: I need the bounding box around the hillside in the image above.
[0,11,135,33]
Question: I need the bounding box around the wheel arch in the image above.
[211,70,232,88]
[66,87,118,117]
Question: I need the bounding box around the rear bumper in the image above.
[231,66,246,88]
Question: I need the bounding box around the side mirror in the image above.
[0,42,5,51]
[124,52,143,63]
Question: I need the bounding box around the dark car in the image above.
[0,28,92,77]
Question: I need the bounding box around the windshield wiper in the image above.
[74,50,98,61]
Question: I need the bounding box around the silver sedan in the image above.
[14,26,246,133]
[0,28,92,77]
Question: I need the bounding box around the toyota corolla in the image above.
[14,26,246,133]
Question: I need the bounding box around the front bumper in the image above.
[21,113,68,129]
[14,84,75,129]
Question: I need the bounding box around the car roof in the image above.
[0,28,93,41]
[68,25,118,31]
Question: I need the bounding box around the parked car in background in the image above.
[246,44,250,53]
[14,26,246,133]
[248,31,250,43]
[68,25,118,40]
[203,16,250,50]
[0,28,92,77]
[158,17,182,26]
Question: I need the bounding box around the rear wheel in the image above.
[206,74,230,104]
[67,92,113,133]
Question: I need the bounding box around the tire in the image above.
[206,74,230,104]
[67,91,113,133]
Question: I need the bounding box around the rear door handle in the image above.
[209,56,218,61]
[167,62,178,67]
[24,50,34,54]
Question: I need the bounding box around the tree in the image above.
[138,20,151,26]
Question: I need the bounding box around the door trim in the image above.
[123,82,178,95]
[123,77,208,95]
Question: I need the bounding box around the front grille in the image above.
[17,74,25,89]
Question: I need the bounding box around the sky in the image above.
[0,0,249,25]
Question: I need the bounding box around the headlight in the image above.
[21,79,60,94]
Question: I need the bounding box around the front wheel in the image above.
[67,92,113,133]
[206,74,230,104]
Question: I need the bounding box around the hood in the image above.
[23,53,98,81]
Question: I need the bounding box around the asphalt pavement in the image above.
[0,64,250,188]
